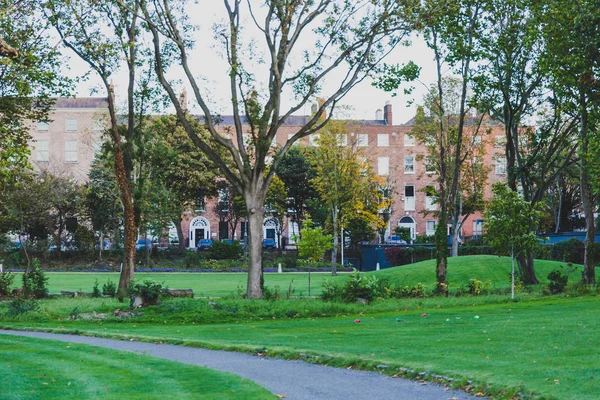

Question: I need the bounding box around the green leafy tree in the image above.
[0,0,70,191]
[141,0,416,298]
[265,175,288,249]
[295,219,333,297]
[309,122,384,275]
[484,184,543,298]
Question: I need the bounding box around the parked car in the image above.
[196,239,213,250]
[262,238,277,249]
[135,238,152,251]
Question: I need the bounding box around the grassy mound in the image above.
[369,255,590,290]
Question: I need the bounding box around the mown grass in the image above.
[15,255,595,297]
[2,255,599,399]
[0,334,275,399]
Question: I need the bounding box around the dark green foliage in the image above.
[393,226,412,243]
[91,279,101,298]
[207,240,244,260]
[102,279,117,297]
[0,271,15,297]
[7,298,39,316]
[22,259,48,299]
[460,279,492,296]
[127,280,165,307]
[262,285,282,301]
[547,269,569,294]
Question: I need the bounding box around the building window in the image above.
[309,133,320,146]
[495,156,507,175]
[404,185,415,211]
[472,135,482,146]
[425,156,436,174]
[194,191,206,212]
[473,220,483,236]
[494,135,505,147]
[37,121,49,132]
[404,134,415,146]
[426,220,436,236]
[378,156,389,176]
[217,187,230,212]
[64,140,78,163]
[240,221,248,239]
[377,133,389,147]
[356,133,368,147]
[425,185,437,211]
[65,119,78,132]
[337,134,347,146]
[404,155,415,174]
[36,140,49,162]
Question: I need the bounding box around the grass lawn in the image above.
[38,271,343,297]
[2,255,599,399]
[0,334,275,399]
[31,255,594,297]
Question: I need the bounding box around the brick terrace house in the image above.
[29,98,508,248]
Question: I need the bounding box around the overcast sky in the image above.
[68,2,438,125]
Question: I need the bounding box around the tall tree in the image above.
[140,0,416,297]
[538,0,600,285]
[309,123,384,275]
[47,0,156,298]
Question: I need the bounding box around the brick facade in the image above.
[31,98,507,248]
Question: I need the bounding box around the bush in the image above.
[102,279,117,297]
[91,279,101,298]
[127,279,165,308]
[460,279,492,296]
[7,298,39,316]
[548,269,569,294]
[0,271,15,297]
[22,259,48,299]
[207,241,244,260]
[263,285,282,301]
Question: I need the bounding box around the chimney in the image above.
[384,101,392,125]
[179,88,187,112]
[375,109,383,120]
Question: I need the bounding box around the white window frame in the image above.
[337,134,348,146]
[356,133,368,147]
[495,156,507,175]
[92,119,104,132]
[404,155,415,174]
[425,186,437,211]
[377,133,389,147]
[425,156,436,174]
[473,220,483,236]
[37,121,49,132]
[64,140,78,163]
[494,135,505,148]
[378,156,390,176]
[404,185,415,211]
[36,140,49,162]
[473,135,482,146]
[426,220,436,236]
[404,134,415,146]
[65,119,78,132]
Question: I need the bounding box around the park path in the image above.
[1,329,478,400]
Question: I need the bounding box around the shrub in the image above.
[461,279,492,296]
[127,279,165,308]
[91,279,101,298]
[7,298,39,316]
[207,241,244,260]
[102,279,117,297]
[263,285,282,301]
[0,271,15,297]
[22,259,48,299]
[547,269,569,294]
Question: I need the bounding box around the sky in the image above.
[69,2,438,126]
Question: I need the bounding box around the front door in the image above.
[194,228,205,246]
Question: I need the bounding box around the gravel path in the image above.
[1,329,478,400]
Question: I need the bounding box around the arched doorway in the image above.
[189,216,210,248]
[398,216,416,241]
[263,217,280,248]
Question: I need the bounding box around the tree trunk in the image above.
[331,207,338,276]
[435,210,448,295]
[516,251,539,285]
[174,218,185,248]
[245,194,265,298]
[580,94,596,284]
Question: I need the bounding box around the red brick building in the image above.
[30,98,508,248]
